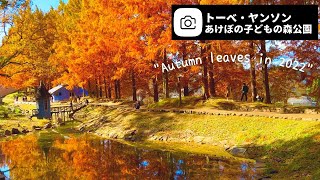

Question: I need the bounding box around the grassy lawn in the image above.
[1,92,319,178]
[0,92,83,136]
[0,118,49,136]
[0,99,46,136]
[76,106,320,179]
[146,96,271,109]
[147,96,319,112]
[2,92,19,104]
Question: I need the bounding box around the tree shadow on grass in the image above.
[242,124,320,179]
[88,106,320,178]
[116,110,177,140]
[216,101,238,110]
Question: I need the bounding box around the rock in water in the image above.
[12,128,21,134]
[32,126,42,131]
[22,129,29,134]
[4,130,11,136]
[229,147,247,156]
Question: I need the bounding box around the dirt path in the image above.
[90,102,320,121]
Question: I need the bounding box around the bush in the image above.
[203,98,237,108]
[0,106,9,118]
[142,96,154,106]
[216,101,237,110]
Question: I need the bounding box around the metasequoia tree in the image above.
[0,3,58,88]
[0,0,317,105]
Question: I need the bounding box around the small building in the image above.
[49,85,88,102]
[36,82,51,119]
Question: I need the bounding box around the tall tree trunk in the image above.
[260,40,271,104]
[153,77,159,102]
[104,77,107,99]
[99,78,103,98]
[201,41,210,99]
[114,80,118,99]
[183,83,189,97]
[208,63,215,97]
[208,50,215,97]
[82,86,85,97]
[132,70,137,101]
[250,41,258,102]
[88,80,91,97]
[315,79,320,105]
[182,43,189,96]
[317,86,320,106]
[108,85,112,99]
[163,48,169,98]
[95,79,99,98]
[117,80,121,99]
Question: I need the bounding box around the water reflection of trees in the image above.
[0,135,256,179]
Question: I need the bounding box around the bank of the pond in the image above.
[0,118,50,136]
[75,106,320,179]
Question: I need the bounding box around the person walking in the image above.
[241,83,249,102]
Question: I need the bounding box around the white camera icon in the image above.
[174,8,203,37]
[180,16,197,29]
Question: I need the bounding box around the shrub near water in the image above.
[0,106,9,118]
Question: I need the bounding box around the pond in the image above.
[0,134,256,179]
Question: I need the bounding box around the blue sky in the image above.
[0,0,67,39]
[32,0,68,12]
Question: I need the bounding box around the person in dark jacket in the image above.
[241,83,249,101]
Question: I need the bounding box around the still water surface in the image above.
[0,134,256,179]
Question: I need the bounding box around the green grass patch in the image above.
[202,98,239,110]
[0,102,50,136]
[111,138,252,163]
[146,97,319,112]
[77,106,320,179]
[55,121,82,135]
[2,92,19,104]
[147,96,203,109]
[146,96,269,110]
[18,104,36,111]
[0,118,49,137]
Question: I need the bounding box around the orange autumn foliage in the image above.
[0,0,318,102]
